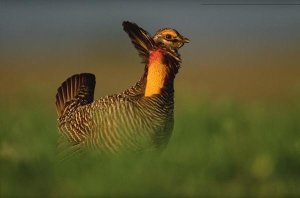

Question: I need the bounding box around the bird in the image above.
[55,21,189,156]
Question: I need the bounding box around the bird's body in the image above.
[55,21,189,155]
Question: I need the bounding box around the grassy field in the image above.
[1,65,300,197]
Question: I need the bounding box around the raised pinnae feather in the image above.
[122,21,156,63]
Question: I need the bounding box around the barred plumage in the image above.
[55,21,189,156]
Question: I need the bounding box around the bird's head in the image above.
[153,28,189,51]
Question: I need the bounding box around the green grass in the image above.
[1,94,300,197]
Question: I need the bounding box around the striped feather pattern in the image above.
[57,76,174,153]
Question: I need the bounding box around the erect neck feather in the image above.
[144,49,169,97]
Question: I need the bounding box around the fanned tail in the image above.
[55,73,96,117]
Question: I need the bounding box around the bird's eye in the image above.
[165,34,172,40]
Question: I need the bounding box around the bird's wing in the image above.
[122,21,156,63]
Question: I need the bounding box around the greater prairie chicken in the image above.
[55,21,189,155]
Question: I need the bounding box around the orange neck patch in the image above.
[145,50,167,97]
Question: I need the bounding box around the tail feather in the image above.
[56,73,96,117]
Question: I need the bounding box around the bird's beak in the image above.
[181,36,190,43]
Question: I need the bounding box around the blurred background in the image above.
[1,1,300,197]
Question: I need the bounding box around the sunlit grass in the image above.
[1,92,300,197]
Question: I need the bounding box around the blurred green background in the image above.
[1,1,300,197]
